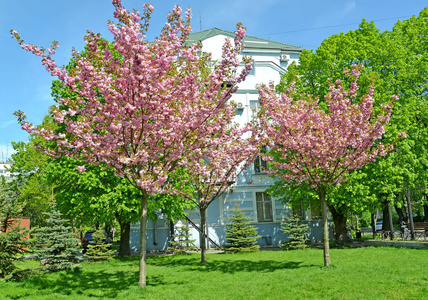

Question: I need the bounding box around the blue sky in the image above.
[1,0,427,160]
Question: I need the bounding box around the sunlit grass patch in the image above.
[1,247,427,299]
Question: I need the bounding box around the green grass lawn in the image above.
[1,247,427,299]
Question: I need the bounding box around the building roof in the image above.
[188,28,303,53]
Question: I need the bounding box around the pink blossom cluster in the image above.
[186,123,261,208]
[12,0,253,196]
[256,66,395,189]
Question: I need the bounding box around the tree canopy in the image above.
[257,66,394,266]
[12,0,253,287]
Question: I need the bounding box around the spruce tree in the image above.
[85,230,116,261]
[168,225,196,254]
[280,214,309,250]
[34,200,81,272]
[224,204,260,252]
[0,177,30,280]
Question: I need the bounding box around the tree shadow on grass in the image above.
[18,255,317,298]
[18,262,165,299]
[148,255,317,274]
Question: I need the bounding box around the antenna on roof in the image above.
[199,3,203,31]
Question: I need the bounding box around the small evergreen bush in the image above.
[169,225,196,254]
[280,214,309,250]
[224,204,260,252]
[85,230,116,261]
[34,201,81,272]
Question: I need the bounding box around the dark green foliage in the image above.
[224,204,260,252]
[34,201,81,272]
[169,225,196,254]
[85,230,116,261]
[0,225,30,280]
[281,214,309,250]
[0,177,30,280]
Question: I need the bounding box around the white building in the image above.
[188,28,301,128]
[0,162,12,181]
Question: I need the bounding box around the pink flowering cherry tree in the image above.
[256,66,395,266]
[12,1,252,287]
[185,123,261,264]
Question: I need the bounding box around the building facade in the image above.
[0,162,12,181]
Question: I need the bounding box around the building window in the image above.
[254,146,268,173]
[256,192,273,222]
[249,100,260,117]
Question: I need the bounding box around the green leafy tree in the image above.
[34,200,81,272]
[85,230,116,261]
[280,214,309,250]
[168,225,196,254]
[45,155,140,256]
[9,139,51,227]
[224,204,260,252]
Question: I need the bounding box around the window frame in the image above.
[256,192,273,222]
[249,100,260,117]
[253,145,269,174]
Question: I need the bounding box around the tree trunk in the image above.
[387,201,394,240]
[371,212,377,239]
[112,218,116,242]
[118,220,131,257]
[319,188,330,267]
[382,201,392,232]
[327,204,351,245]
[71,219,79,240]
[405,189,415,240]
[424,204,428,222]
[200,206,207,264]
[394,205,404,226]
[138,192,148,288]
[169,220,175,242]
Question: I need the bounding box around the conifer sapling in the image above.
[168,225,196,254]
[224,204,260,252]
[85,230,116,261]
[280,214,309,250]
